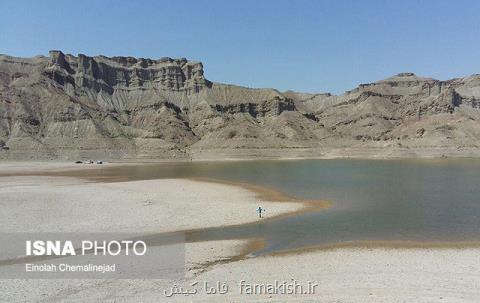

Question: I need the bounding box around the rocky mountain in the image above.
[1,51,479,160]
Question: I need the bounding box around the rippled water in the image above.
[62,159,480,254]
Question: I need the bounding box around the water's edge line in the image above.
[188,176,331,224]
[269,240,480,258]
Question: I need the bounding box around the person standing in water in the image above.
[257,206,264,218]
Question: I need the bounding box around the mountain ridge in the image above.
[1,51,479,160]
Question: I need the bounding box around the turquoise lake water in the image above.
[65,159,480,254]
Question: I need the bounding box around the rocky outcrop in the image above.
[213,96,296,118]
[45,50,210,95]
[1,51,480,159]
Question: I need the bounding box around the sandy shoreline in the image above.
[0,176,305,233]
[2,146,480,163]
[2,147,480,175]
[1,162,479,302]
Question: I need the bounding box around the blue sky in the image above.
[1,0,479,94]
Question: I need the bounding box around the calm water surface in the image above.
[65,159,480,255]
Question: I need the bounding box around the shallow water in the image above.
[62,159,480,255]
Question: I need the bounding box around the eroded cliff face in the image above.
[47,50,210,96]
[310,73,480,146]
[1,51,479,160]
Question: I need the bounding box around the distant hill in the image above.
[1,51,479,160]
